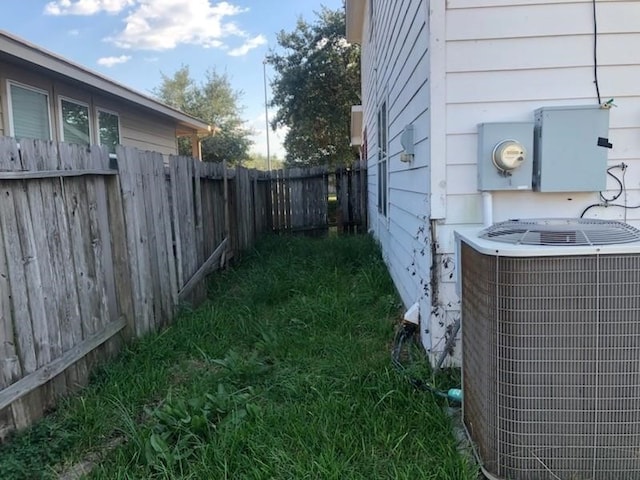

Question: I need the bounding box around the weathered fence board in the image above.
[0,138,44,430]
[336,160,367,233]
[267,166,330,234]
[171,155,206,303]
[21,141,65,403]
[34,141,84,395]
[0,136,367,439]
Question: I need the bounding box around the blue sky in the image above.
[0,0,345,158]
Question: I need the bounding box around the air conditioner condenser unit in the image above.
[456,219,640,480]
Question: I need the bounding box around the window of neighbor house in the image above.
[8,82,52,140]
[97,109,120,154]
[377,101,388,217]
[60,97,91,145]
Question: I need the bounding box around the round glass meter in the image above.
[492,140,526,173]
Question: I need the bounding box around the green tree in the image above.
[244,153,285,171]
[154,66,252,165]
[267,6,361,168]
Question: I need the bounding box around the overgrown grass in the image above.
[0,234,476,479]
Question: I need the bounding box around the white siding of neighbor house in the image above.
[0,59,180,156]
[362,0,435,350]
[428,0,640,365]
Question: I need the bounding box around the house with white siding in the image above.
[0,30,210,159]
[346,0,640,366]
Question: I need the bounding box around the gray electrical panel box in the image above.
[533,105,610,192]
[477,122,534,191]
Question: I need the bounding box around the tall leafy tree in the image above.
[154,66,252,164]
[267,6,361,167]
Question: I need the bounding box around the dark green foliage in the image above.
[268,6,361,168]
[154,65,253,165]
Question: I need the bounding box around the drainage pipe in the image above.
[482,191,493,227]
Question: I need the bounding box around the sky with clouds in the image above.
[0,0,344,160]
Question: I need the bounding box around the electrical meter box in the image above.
[533,105,610,192]
[477,122,534,191]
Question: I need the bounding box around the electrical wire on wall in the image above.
[592,0,601,105]
[579,163,640,219]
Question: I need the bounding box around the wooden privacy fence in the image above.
[267,161,367,234]
[0,136,367,438]
[0,139,259,438]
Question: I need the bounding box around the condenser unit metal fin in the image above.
[480,218,640,246]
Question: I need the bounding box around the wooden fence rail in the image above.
[0,137,366,438]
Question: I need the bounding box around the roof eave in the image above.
[0,30,212,134]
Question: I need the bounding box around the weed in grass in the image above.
[209,349,272,385]
[134,384,257,474]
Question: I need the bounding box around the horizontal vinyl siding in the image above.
[362,0,431,311]
[448,0,622,7]
[436,0,640,364]
[447,33,640,72]
[444,0,640,236]
[362,2,379,235]
[120,109,177,156]
[446,1,640,40]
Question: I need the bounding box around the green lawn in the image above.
[0,234,476,479]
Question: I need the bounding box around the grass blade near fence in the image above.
[0,234,476,480]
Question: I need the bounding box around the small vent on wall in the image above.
[480,218,640,246]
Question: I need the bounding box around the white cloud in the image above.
[68,28,80,36]
[44,0,135,15]
[97,54,132,67]
[44,1,264,54]
[109,0,254,51]
[228,34,266,57]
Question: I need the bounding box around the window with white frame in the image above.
[97,109,120,154]
[8,82,52,140]
[60,97,91,145]
[377,101,388,217]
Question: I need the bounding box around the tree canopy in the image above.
[267,6,361,168]
[154,66,252,165]
[244,153,285,171]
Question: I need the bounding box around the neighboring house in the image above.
[0,30,210,158]
[346,0,640,365]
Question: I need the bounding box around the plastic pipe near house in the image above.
[482,192,493,227]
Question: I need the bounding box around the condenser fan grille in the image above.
[480,218,640,246]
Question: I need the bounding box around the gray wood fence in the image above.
[335,160,367,233]
[0,138,367,438]
[267,161,367,234]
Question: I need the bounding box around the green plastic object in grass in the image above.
[447,388,463,403]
